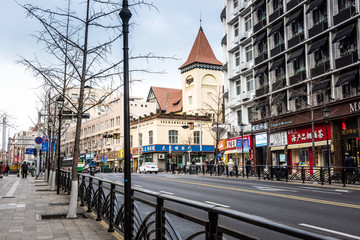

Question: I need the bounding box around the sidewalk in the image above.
[0,174,122,240]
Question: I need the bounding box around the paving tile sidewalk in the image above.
[0,175,122,240]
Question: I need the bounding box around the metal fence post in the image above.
[97,180,102,221]
[207,211,219,240]
[87,177,93,213]
[258,166,261,180]
[80,175,85,207]
[342,167,346,187]
[108,183,115,232]
[285,166,288,182]
[270,166,274,181]
[235,164,238,178]
[320,167,324,185]
[226,165,229,177]
[156,197,165,240]
[301,167,305,183]
[203,164,205,175]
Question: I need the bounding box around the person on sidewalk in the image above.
[344,153,355,183]
[0,162,4,178]
[5,164,10,176]
[21,162,28,178]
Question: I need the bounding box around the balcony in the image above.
[287,0,301,12]
[288,32,304,49]
[270,43,285,57]
[253,18,267,33]
[310,60,330,77]
[256,85,269,97]
[272,78,286,91]
[289,70,306,85]
[335,51,358,69]
[269,8,283,23]
[308,21,328,39]
[333,6,356,26]
[255,52,268,65]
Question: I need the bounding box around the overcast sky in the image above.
[0,0,223,142]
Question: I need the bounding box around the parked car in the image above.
[83,164,99,173]
[139,162,158,174]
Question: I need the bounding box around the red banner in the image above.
[287,125,331,144]
[225,135,252,150]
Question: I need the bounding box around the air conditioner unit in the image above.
[240,62,250,71]
[158,154,165,159]
[239,32,248,41]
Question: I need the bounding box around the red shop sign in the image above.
[225,135,252,150]
[287,125,331,144]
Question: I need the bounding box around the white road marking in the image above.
[5,179,20,197]
[335,189,349,193]
[299,187,340,195]
[299,223,360,240]
[204,201,230,208]
[134,185,142,188]
[160,191,174,195]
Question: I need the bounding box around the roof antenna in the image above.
[200,11,203,30]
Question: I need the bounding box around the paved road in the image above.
[93,172,360,239]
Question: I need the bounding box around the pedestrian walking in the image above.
[344,153,355,183]
[0,162,4,178]
[5,164,10,176]
[21,162,28,179]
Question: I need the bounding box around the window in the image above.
[188,96,192,105]
[234,22,239,37]
[236,80,241,95]
[235,51,240,66]
[245,45,253,62]
[149,131,153,145]
[273,0,282,11]
[169,130,178,144]
[237,110,242,126]
[257,6,266,21]
[233,0,238,8]
[248,107,254,122]
[194,131,200,145]
[338,0,355,11]
[246,75,254,91]
[130,135,133,147]
[277,103,283,114]
[292,22,299,35]
[245,14,252,32]
[71,94,78,100]
[138,133,142,146]
[90,95,95,100]
[316,92,324,104]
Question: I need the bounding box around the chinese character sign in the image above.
[287,125,331,144]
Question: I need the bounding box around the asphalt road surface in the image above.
[92,172,360,239]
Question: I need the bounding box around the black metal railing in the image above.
[57,170,339,239]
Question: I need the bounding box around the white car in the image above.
[139,162,158,174]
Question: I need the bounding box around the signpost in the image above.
[35,137,43,144]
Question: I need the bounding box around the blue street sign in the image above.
[42,142,49,152]
[25,148,34,155]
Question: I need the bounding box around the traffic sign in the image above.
[25,148,35,155]
[35,137,43,144]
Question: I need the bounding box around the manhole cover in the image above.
[37,213,87,220]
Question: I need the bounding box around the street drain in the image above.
[35,189,52,191]
[35,184,48,186]
[2,196,15,198]
[37,213,87,220]
[49,203,69,206]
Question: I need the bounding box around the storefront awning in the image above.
[224,149,238,155]
[335,69,358,87]
[287,47,304,63]
[332,24,355,43]
[253,31,267,45]
[254,65,268,77]
[253,0,265,12]
[268,21,283,36]
[312,79,330,93]
[308,37,327,55]
[271,146,285,151]
[271,92,287,106]
[287,140,331,149]
[270,57,284,71]
[306,0,324,14]
[286,9,302,26]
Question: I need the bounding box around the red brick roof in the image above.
[149,87,182,112]
[179,27,222,69]
[165,90,183,114]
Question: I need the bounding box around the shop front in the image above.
[287,124,332,167]
[142,144,215,171]
[269,131,288,166]
[255,132,267,165]
[224,135,253,167]
[339,117,360,167]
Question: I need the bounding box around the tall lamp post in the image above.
[48,119,53,182]
[120,0,132,237]
[323,107,331,184]
[56,95,64,195]
[182,123,202,163]
[240,123,245,177]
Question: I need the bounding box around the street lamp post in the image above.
[323,107,331,184]
[182,122,202,163]
[120,0,132,237]
[56,95,64,195]
[48,119,53,182]
[240,123,245,177]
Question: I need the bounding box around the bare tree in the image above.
[18,0,174,218]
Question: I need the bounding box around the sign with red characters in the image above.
[287,125,331,144]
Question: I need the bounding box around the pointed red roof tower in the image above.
[179,27,222,73]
